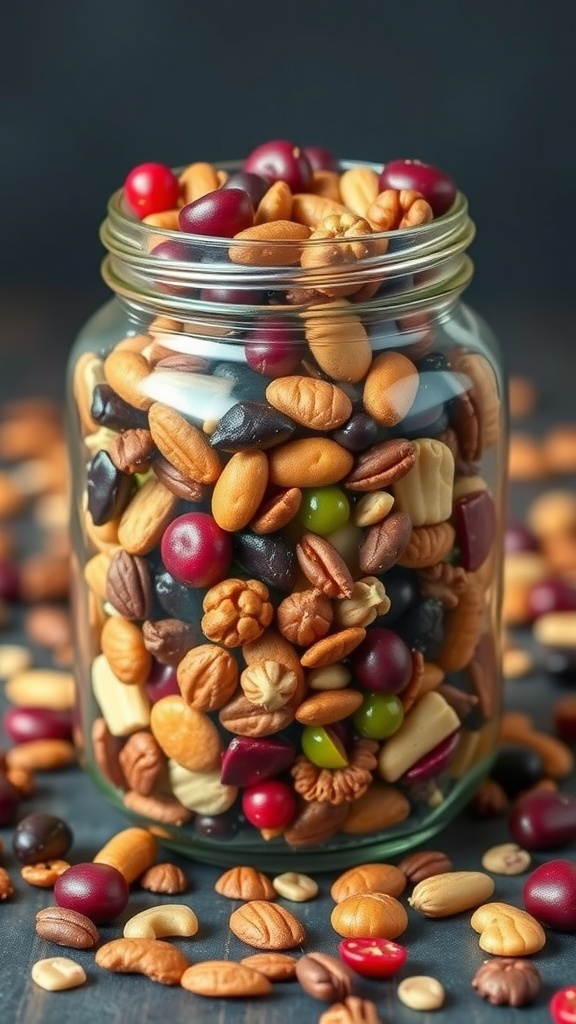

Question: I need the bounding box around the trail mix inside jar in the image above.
[70,139,505,867]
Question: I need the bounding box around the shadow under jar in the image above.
[67,158,507,869]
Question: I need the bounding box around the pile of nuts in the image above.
[0,405,575,1009]
[70,141,505,852]
[0,141,576,1018]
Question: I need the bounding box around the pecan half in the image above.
[118,730,164,796]
[142,618,198,666]
[296,534,354,599]
[345,438,416,491]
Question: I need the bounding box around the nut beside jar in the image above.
[67,140,507,868]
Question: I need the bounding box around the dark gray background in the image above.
[1,0,575,315]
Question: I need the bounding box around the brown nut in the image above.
[240,952,297,981]
[150,695,222,771]
[95,937,189,985]
[93,826,157,883]
[296,533,354,599]
[139,862,188,894]
[268,438,354,489]
[215,865,276,901]
[176,643,238,712]
[117,730,164,796]
[408,870,495,917]
[318,996,384,1024]
[266,376,352,431]
[21,859,70,888]
[0,867,14,901]
[148,402,221,484]
[331,863,406,903]
[229,900,306,949]
[470,902,546,956]
[229,220,311,266]
[181,960,272,998]
[330,892,408,939]
[296,951,353,1002]
[201,577,273,647]
[211,449,269,531]
[471,957,542,1007]
[100,615,152,685]
[363,351,419,426]
[35,907,99,949]
[396,849,453,883]
[277,589,333,646]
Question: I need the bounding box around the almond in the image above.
[268,438,353,488]
[266,376,352,431]
[103,348,153,411]
[295,688,364,726]
[100,616,152,685]
[181,960,272,997]
[229,221,310,266]
[211,449,268,531]
[255,180,292,224]
[117,476,178,555]
[291,193,349,227]
[363,351,419,426]
[409,870,495,917]
[179,161,220,203]
[339,166,380,218]
[302,300,372,383]
[149,695,222,772]
[148,402,222,484]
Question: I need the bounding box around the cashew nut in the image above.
[123,904,199,939]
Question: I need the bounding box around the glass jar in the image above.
[67,159,507,869]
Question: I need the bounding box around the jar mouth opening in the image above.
[100,159,475,315]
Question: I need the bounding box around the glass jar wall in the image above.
[67,158,507,869]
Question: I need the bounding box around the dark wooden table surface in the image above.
[0,291,575,1023]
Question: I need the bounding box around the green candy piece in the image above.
[353,693,404,740]
[301,725,349,769]
[298,487,350,536]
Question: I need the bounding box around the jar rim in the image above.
[100,159,475,316]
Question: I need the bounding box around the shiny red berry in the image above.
[550,986,576,1024]
[124,162,180,219]
[243,140,313,193]
[339,937,408,979]
[241,779,297,830]
[161,512,232,588]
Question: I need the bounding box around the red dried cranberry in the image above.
[522,859,576,930]
[221,171,270,208]
[241,779,297,830]
[454,490,496,571]
[178,188,254,237]
[350,628,413,694]
[54,863,129,924]
[124,162,180,219]
[378,159,456,217]
[221,736,296,787]
[243,140,313,193]
[145,661,180,703]
[508,790,576,850]
[161,512,232,588]
[303,145,339,172]
[244,320,303,377]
